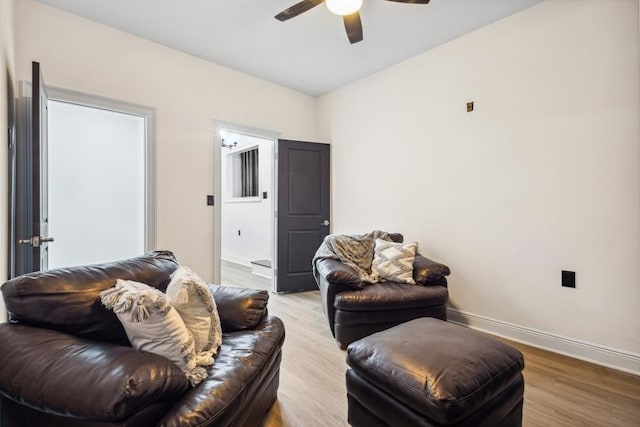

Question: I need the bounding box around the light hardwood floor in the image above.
[220,262,640,427]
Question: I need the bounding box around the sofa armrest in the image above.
[207,284,269,332]
[314,261,359,338]
[315,258,361,285]
[157,315,285,427]
[0,323,189,421]
[413,255,451,285]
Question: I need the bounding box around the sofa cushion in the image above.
[166,266,223,365]
[0,324,190,422]
[1,251,178,346]
[334,282,448,311]
[347,318,525,425]
[101,279,207,386]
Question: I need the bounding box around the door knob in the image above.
[321,220,330,226]
[18,236,54,247]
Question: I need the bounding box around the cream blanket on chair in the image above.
[312,230,392,285]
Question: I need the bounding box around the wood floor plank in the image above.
[219,262,640,427]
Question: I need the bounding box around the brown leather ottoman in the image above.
[346,318,525,427]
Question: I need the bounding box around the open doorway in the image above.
[215,125,276,291]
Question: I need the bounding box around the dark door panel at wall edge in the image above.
[277,140,330,293]
[7,70,16,277]
[13,61,52,277]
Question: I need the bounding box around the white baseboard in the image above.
[447,308,640,376]
[251,264,272,279]
[221,256,251,268]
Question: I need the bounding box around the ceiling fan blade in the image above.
[343,12,363,44]
[275,0,325,21]
[385,0,430,3]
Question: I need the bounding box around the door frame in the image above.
[213,120,279,291]
[15,83,157,271]
[47,86,157,253]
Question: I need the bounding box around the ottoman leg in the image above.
[347,394,388,427]
[497,399,523,427]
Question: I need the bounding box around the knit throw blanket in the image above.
[312,230,392,285]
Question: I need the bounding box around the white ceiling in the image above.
[34,0,544,96]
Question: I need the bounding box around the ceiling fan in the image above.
[275,0,431,44]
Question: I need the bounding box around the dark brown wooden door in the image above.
[277,140,330,293]
[14,61,52,276]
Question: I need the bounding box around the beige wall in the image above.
[0,0,16,321]
[318,0,640,356]
[15,0,319,281]
[7,0,640,368]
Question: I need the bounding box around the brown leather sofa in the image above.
[0,251,285,427]
[315,233,450,348]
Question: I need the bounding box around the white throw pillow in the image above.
[166,266,222,366]
[100,279,207,386]
[371,238,418,284]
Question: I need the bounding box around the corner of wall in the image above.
[312,94,331,144]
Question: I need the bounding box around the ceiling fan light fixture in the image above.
[326,0,363,16]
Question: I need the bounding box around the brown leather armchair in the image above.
[315,234,450,348]
[0,251,284,427]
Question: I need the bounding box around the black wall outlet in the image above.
[562,270,576,288]
[207,195,214,206]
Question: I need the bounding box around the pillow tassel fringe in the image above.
[203,325,221,356]
[187,366,208,387]
[193,283,216,313]
[132,300,150,322]
[111,294,134,315]
[181,336,208,386]
[99,287,124,310]
[193,282,222,355]
[196,352,214,366]
[153,294,172,315]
